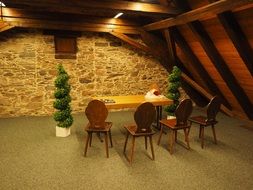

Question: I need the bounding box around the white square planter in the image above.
[56,126,71,137]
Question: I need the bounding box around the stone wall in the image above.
[0,29,180,118]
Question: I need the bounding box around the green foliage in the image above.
[167,91,180,101]
[165,66,181,115]
[53,64,73,128]
[164,103,179,116]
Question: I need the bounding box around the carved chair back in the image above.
[175,99,193,126]
[134,102,156,133]
[85,100,108,129]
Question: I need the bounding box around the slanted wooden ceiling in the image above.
[0,0,253,120]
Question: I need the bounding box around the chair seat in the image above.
[189,116,217,126]
[160,119,190,130]
[85,122,112,132]
[124,124,155,136]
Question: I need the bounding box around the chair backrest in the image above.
[134,102,156,133]
[206,96,221,123]
[85,100,108,129]
[175,99,193,126]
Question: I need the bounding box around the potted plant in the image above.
[165,66,181,119]
[53,64,73,137]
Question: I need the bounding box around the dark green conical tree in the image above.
[165,66,182,116]
[53,64,73,128]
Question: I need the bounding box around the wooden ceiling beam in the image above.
[176,55,210,107]
[175,0,253,120]
[4,17,140,30]
[7,19,140,34]
[2,0,180,15]
[171,26,232,109]
[109,32,150,53]
[144,0,253,31]
[2,7,139,26]
[161,26,210,107]
[216,11,253,76]
[162,29,175,67]
[209,0,253,76]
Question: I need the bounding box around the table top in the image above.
[92,95,172,109]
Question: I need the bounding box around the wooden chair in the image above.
[84,100,113,158]
[158,99,193,154]
[123,102,156,165]
[188,96,221,149]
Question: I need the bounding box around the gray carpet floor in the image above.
[0,108,253,190]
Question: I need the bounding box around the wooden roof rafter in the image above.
[4,17,141,34]
[9,20,140,34]
[171,26,232,109]
[109,32,151,53]
[174,0,253,120]
[207,0,253,76]
[1,7,139,27]
[144,0,253,31]
[1,0,181,16]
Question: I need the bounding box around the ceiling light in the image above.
[0,2,6,7]
[114,13,123,19]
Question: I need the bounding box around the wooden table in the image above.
[93,95,173,129]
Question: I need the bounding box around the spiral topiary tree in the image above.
[165,66,182,116]
[53,64,73,129]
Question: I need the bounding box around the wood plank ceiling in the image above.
[0,0,252,120]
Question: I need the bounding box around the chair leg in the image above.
[187,126,191,137]
[123,132,129,153]
[212,125,217,144]
[199,126,202,139]
[149,136,155,160]
[104,132,109,158]
[183,128,190,149]
[200,126,205,149]
[175,130,178,142]
[129,136,136,165]
[89,132,92,147]
[97,132,103,142]
[109,129,113,147]
[169,130,175,154]
[145,136,148,150]
[84,132,90,157]
[157,125,163,145]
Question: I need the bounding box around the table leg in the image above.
[156,106,160,129]
[159,106,162,128]
[154,106,163,131]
